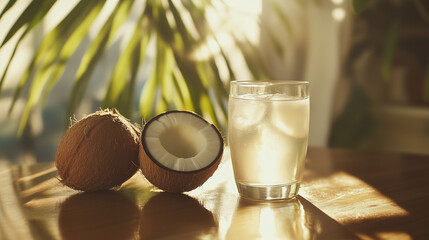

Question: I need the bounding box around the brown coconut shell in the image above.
[56,110,140,191]
[139,111,224,193]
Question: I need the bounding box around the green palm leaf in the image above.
[1,0,273,135]
[173,53,204,115]
[0,0,16,20]
[103,12,151,117]
[0,0,55,93]
[172,68,193,111]
[140,36,173,118]
[235,38,272,80]
[66,0,133,122]
[13,0,106,135]
[0,0,55,47]
[167,0,198,52]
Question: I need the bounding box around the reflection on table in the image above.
[3,147,429,239]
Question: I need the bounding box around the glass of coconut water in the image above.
[228,80,309,200]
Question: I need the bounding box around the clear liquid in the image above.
[229,94,309,187]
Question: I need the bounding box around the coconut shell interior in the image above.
[139,111,224,193]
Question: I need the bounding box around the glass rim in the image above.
[230,80,309,86]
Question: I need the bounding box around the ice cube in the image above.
[271,97,309,138]
[230,94,269,130]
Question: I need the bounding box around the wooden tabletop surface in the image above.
[1,147,428,240]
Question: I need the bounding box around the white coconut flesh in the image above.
[143,112,222,172]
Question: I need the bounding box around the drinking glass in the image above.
[228,80,310,200]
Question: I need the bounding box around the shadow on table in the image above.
[307,147,429,239]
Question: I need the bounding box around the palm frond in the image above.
[13,0,106,135]
[0,0,17,20]
[0,0,55,93]
[1,0,275,135]
[234,38,272,80]
[66,0,134,124]
[103,10,151,117]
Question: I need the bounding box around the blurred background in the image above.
[0,0,428,165]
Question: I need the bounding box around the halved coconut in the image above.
[139,111,224,193]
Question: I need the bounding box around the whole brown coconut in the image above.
[56,110,140,191]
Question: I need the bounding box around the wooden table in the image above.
[1,147,428,239]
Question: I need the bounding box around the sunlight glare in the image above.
[172,0,199,40]
[374,232,412,240]
[331,0,344,4]
[300,171,409,223]
[224,0,262,15]
[259,207,278,240]
[191,37,220,61]
[332,7,346,22]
